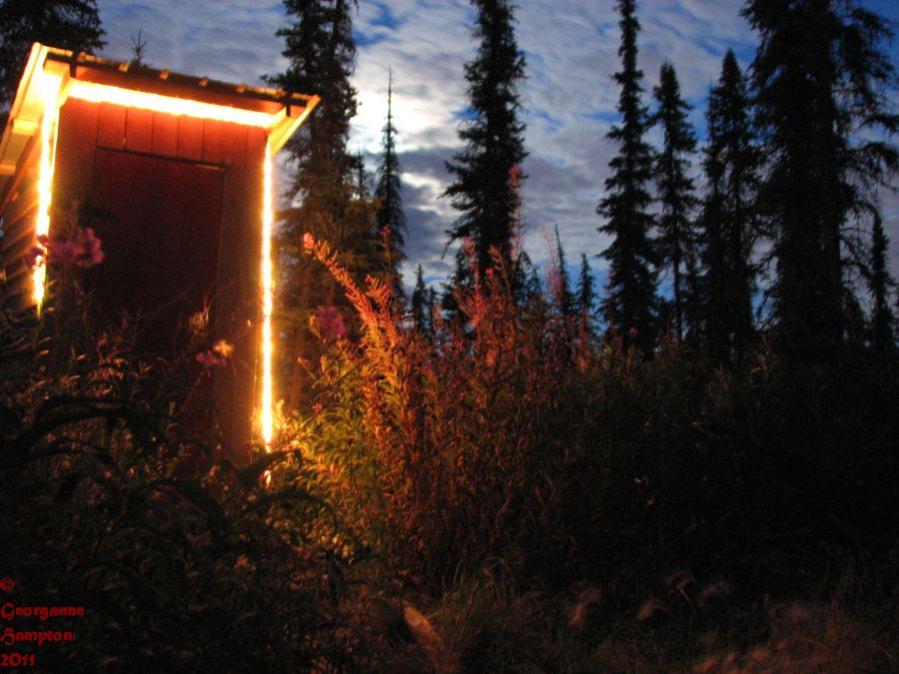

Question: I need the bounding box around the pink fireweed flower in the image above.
[28,227,105,269]
[196,350,226,370]
[69,227,105,268]
[316,305,347,341]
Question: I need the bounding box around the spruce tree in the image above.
[444,0,527,283]
[869,212,895,356]
[270,0,378,405]
[0,0,105,116]
[374,70,406,300]
[576,253,596,330]
[598,0,657,356]
[744,0,899,361]
[411,265,430,334]
[517,250,543,304]
[270,0,362,291]
[553,225,574,320]
[699,50,759,364]
[652,61,699,342]
[353,151,367,197]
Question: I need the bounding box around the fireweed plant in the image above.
[270,234,582,585]
[277,234,898,603]
[0,222,357,672]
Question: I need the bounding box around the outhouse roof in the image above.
[0,43,320,197]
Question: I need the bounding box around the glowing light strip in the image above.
[67,80,276,128]
[32,73,63,309]
[260,139,275,447]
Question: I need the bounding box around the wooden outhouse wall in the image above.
[47,97,268,454]
[0,135,41,309]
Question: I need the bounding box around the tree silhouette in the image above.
[868,212,895,356]
[744,0,898,361]
[576,253,596,331]
[0,0,105,119]
[652,61,699,342]
[130,29,148,67]
[444,0,527,285]
[270,0,379,405]
[699,50,759,364]
[553,225,574,320]
[374,70,407,301]
[411,265,431,334]
[598,0,657,357]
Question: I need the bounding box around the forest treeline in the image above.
[1,1,898,671]
[267,0,898,382]
[0,0,895,370]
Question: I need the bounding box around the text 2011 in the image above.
[1,652,36,668]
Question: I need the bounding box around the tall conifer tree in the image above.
[271,0,378,404]
[598,0,657,356]
[553,226,574,320]
[868,212,895,356]
[576,253,596,330]
[444,0,527,284]
[652,62,699,342]
[374,70,406,300]
[743,0,898,361]
[410,265,430,334]
[0,0,105,117]
[699,50,759,364]
[699,109,728,361]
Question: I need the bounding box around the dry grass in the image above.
[693,600,897,673]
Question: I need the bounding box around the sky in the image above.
[95,0,899,292]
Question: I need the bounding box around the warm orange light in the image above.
[67,80,275,128]
[32,72,62,310]
[260,139,275,447]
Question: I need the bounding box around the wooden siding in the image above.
[0,133,40,310]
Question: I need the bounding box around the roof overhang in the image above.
[0,43,319,197]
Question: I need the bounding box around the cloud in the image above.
[96,1,286,85]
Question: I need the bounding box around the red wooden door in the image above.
[83,148,225,354]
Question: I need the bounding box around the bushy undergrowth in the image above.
[281,240,899,602]
[0,299,356,673]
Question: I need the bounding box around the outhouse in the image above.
[0,43,319,454]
